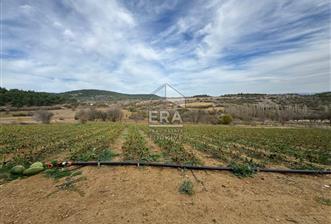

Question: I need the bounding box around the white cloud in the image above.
[2,0,330,95]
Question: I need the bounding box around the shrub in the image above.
[106,106,123,122]
[32,110,54,124]
[12,112,32,117]
[230,162,256,177]
[75,107,123,123]
[74,109,90,123]
[219,114,233,124]
[129,112,145,122]
[179,180,194,195]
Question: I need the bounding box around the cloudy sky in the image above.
[1,0,330,95]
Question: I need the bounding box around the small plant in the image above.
[44,168,72,179]
[44,166,83,180]
[71,149,97,161]
[179,180,194,195]
[47,176,87,197]
[98,149,118,161]
[230,162,256,177]
[123,126,158,162]
[316,197,331,206]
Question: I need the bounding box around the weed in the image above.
[44,167,82,179]
[98,149,118,161]
[179,180,194,195]
[316,197,331,206]
[71,149,97,161]
[47,176,87,197]
[230,162,256,177]
[44,168,72,179]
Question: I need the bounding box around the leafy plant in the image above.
[44,168,72,179]
[123,126,159,162]
[316,197,331,206]
[44,167,82,180]
[98,149,118,161]
[179,180,194,195]
[230,162,256,177]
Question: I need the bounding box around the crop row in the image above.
[0,123,125,163]
[183,125,331,168]
[122,125,159,161]
[147,127,201,165]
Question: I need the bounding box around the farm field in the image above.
[1,122,330,169]
[0,122,330,224]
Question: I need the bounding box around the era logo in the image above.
[149,110,182,124]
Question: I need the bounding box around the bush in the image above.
[129,112,145,122]
[75,107,123,123]
[32,110,54,124]
[219,114,233,124]
[230,162,256,177]
[106,107,123,122]
[179,180,194,195]
[74,109,90,123]
[182,109,221,124]
[12,112,32,117]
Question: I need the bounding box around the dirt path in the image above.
[184,144,222,166]
[0,167,330,224]
[110,128,128,162]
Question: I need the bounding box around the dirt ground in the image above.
[0,166,330,224]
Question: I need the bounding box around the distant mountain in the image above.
[61,89,160,102]
[1,87,329,108]
[0,88,160,107]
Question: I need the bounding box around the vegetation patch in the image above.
[123,126,160,162]
[44,167,82,179]
[316,197,331,206]
[179,180,194,195]
[148,127,201,165]
[71,148,117,161]
[230,162,256,178]
[47,175,87,197]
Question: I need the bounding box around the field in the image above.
[0,123,330,224]
[1,123,330,169]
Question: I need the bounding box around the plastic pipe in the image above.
[57,161,331,175]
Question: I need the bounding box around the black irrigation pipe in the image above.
[57,161,331,175]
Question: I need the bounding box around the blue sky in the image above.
[1,0,330,95]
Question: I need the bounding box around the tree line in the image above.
[0,88,76,107]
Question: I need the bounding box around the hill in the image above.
[0,88,160,107]
[0,88,74,107]
[61,89,160,102]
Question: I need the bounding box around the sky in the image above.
[1,0,331,96]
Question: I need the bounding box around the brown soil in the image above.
[184,144,221,166]
[139,130,166,161]
[110,128,128,161]
[0,167,330,224]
